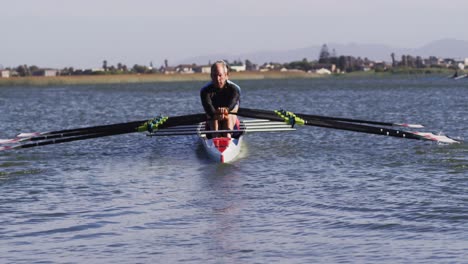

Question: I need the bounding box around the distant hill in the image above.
[180,38,468,65]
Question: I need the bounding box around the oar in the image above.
[0,119,149,145]
[236,108,460,144]
[1,128,136,151]
[240,107,424,128]
[1,113,208,151]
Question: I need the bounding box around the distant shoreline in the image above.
[0,71,325,87]
[0,69,461,87]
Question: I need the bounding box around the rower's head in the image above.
[211,60,229,88]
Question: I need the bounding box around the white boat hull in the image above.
[199,135,243,163]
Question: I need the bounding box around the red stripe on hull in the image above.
[212,138,231,153]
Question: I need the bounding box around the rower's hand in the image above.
[221,107,229,120]
[217,107,229,120]
[215,108,226,121]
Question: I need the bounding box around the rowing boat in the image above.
[198,121,244,163]
[454,74,467,80]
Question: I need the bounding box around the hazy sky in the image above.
[2,0,468,68]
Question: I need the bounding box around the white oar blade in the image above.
[0,139,18,144]
[0,132,44,145]
[16,132,42,138]
[0,137,30,144]
[395,123,424,128]
[414,132,460,144]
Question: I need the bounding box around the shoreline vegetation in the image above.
[0,71,324,87]
[0,68,462,87]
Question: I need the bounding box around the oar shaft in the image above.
[303,118,423,140]
[239,107,423,128]
[1,113,210,151]
[236,107,430,141]
[16,128,137,149]
[38,119,148,136]
[297,113,395,127]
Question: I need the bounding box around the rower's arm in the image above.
[227,85,240,112]
[200,89,216,117]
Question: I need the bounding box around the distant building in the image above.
[91,68,105,73]
[465,58,468,66]
[230,64,246,72]
[193,65,211,74]
[424,56,441,66]
[259,63,276,72]
[32,69,59,77]
[1,70,10,78]
[443,58,456,67]
[161,66,176,74]
[201,65,211,74]
[176,64,195,74]
[43,69,58,77]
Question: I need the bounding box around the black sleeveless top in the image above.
[200,80,241,117]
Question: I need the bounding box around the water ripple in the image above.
[0,79,467,263]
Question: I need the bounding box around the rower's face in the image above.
[211,64,228,88]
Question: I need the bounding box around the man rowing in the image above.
[200,60,241,138]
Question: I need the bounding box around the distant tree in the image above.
[29,65,40,75]
[346,56,355,72]
[391,53,396,67]
[102,60,108,71]
[364,57,371,65]
[318,44,330,63]
[337,56,347,71]
[108,65,117,73]
[16,65,30,77]
[62,67,74,75]
[428,56,439,66]
[401,55,408,67]
[132,64,148,74]
[73,69,84,75]
[336,56,362,72]
[374,63,387,72]
[245,59,254,70]
[284,58,314,71]
[407,55,416,68]
[416,56,424,68]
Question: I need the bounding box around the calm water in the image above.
[0,77,467,263]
